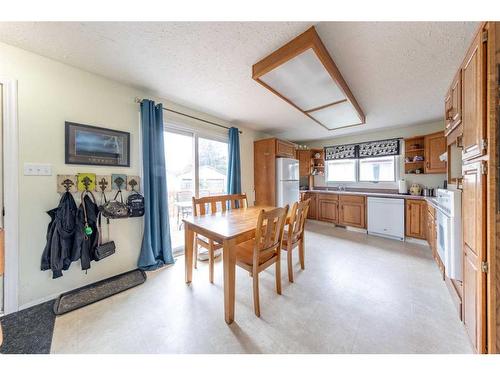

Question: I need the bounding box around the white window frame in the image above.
[325,155,400,189]
[164,121,229,199]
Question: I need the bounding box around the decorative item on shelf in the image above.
[415,168,422,174]
[126,176,141,192]
[409,183,422,196]
[77,173,96,192]
[57,175,77,193]
[111,174,127,190]
[413,155,424,162]
[314,152,321,159]
[65,122,130,167]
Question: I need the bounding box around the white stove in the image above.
[435,188,462,281]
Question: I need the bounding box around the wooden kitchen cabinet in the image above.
[426,203,444,276]
[318,193,338,223]
[276,139,296,158]
[302,192,317,220]
[461,30,486,161]
[405,199,426,239]
[297,150,311,177]
[339,195,366,229]
[462,160,486,353]
[254,137,297,206]
[424,131,447,174]
[445,70,462,136]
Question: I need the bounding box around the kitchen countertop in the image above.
[300,189,428,200]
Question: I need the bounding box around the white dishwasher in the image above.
[367,197,405,241]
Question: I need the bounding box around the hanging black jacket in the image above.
[72,194,99,271]
[41,192,78,279]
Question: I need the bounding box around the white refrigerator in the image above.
[276,158,300,208]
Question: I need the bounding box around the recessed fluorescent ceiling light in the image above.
[252,26,365,131]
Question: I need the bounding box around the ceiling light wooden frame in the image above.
[252,26,365,131]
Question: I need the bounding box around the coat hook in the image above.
[82,176,93,191]
[98,177,109,193]
[113,176,125,191]
[128,178,138,192]
[61,179,74,192]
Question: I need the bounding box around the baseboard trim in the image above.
[405,237,429,246]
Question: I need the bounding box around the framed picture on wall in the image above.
[65,122,130,167]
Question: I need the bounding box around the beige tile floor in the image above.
[50,221,473,354]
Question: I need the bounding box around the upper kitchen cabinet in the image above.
[296,149,312,177]
[276,139,296,158]
[461,28,487,162]
[445,70,462,137]
[424,131,447,174]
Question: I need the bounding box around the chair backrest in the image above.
[287,199,310,244]
[192,193,248,216]
[253,205,289,265]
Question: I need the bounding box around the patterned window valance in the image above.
[358,139,400,158]
[324,138,400,161]
[324,144,357,160]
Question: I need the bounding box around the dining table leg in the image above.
[184,224,194,283]
[222,237,237,324]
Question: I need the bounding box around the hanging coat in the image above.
[41,192,78,279]
[73,194,99,271]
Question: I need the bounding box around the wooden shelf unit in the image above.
[404,136,425,174]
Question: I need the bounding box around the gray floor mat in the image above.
[53,269,147,315]
[0,300,56,354]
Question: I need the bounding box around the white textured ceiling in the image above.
[0,21,478,141]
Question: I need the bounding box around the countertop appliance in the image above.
[422,187,435,197]
[367,197,405,241]
[435,188,462,280]
[276,158,299,208]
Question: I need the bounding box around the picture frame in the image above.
[65,122,130,167]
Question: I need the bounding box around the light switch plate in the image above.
[24,163,52,176]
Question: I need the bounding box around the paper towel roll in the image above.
[398,179,407,194]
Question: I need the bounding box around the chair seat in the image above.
[235,239,275,267]
[196,234,223,249]
[281,230,300,248]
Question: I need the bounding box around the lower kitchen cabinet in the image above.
[426,203,444,276]
[339,195,366,228]
[302,192,318,220]
[318,194,338,223]
[405,199,426,239]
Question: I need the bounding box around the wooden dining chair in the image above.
[281,199,310,283]
[234,205,289,317]
[192,193,248,283]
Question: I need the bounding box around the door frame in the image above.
[1,78,19,315]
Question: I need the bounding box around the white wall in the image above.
[0,41,265,308]
[303,121,447,190]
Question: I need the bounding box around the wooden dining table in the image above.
[183,205,279,324]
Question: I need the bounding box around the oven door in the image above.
[436,210,450,267]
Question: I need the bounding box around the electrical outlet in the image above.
[24,163,52,176]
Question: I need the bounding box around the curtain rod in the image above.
[135,97,242,134]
